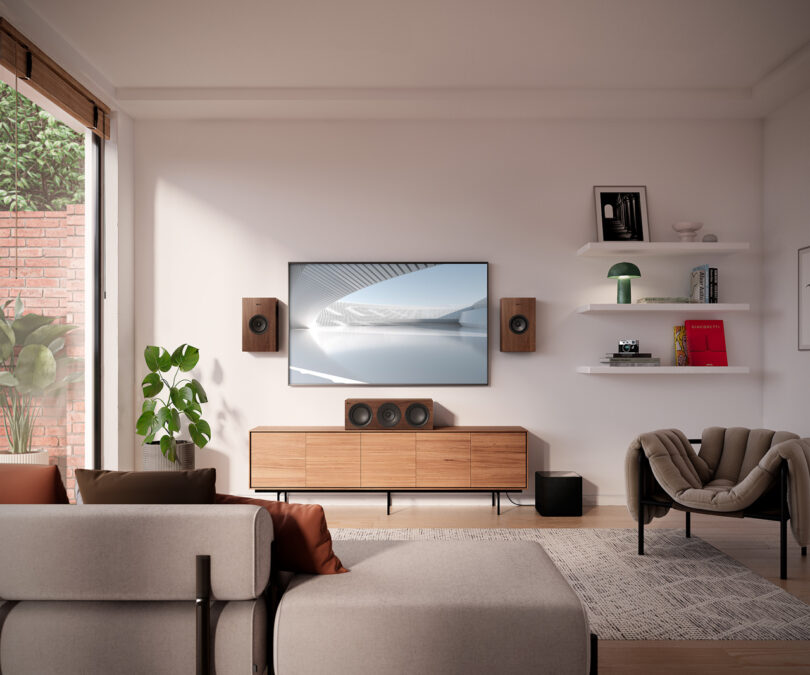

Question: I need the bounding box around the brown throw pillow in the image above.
[215,494,347,575]
[76,468,216,504]
[0,464,69,504]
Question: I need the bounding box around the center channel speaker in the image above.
[345,399,434,430]
[500,297,536,352]
[242,297,278,352]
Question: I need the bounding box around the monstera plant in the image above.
[0,297,83,455]
[135,344,211,465]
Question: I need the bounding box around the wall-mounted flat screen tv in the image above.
[288,262,488,386]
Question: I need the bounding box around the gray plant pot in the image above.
[142,440,195,471]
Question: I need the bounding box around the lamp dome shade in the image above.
[607,262,641,279]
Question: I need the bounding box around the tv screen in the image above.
[288,263,488,386]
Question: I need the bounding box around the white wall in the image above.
[762,87,810,435]
[134,118,764,503]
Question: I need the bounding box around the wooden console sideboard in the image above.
[250,426,527,513]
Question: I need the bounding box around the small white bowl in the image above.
[672,221,703,242]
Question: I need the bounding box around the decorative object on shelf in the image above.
[0,296,83,465]
[594,186,650,243]
[702,233,718,243]
[618,339,639,354]
[672,221,703,242]
[684,320,728,366]
[673,325,688,366]
[242,297,278,352]
[607,261,641,303]
[345,398,433,430]
[800,246,810,351]
[637,297,692,304]
[135,344,211,470]
[500,298,536,352]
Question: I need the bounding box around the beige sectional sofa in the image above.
[0,504,593,674]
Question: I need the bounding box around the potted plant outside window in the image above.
[0,297,83,465]
[135,344,211,471]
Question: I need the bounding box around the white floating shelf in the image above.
[576,366,750,375]
[576,303,750,313]
[576,242,750,257]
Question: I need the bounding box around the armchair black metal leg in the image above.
[196,555,211,675]
[589,633,598,675]
[780,461,788,580]
[685,511,691,538]
[637,452,645,556]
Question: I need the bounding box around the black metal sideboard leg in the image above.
[780,461,788,580]
[496,491,501,515]
[589,633,598,675]
[386,491,391,515]
[196,555,211,675]
[685,511,691,538]
[637,452,645,555]
[491,491,495,507]
[284,492,289,503]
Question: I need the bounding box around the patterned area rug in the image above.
[330,528,810,640]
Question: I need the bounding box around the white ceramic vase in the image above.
[672,221,704,242]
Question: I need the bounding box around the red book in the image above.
[684,320,728,366]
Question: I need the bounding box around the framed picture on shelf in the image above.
[594,186,650,243]
[799,246,810,351]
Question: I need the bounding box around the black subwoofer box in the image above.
[535,471,582,517]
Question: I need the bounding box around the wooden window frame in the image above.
[0,18,110,139]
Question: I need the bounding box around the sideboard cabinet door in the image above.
[470,433,527,488]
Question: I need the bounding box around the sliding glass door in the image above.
[0,77,99,500]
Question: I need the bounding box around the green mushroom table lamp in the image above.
[607,262,641,304]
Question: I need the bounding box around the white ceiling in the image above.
[11,0,810,118]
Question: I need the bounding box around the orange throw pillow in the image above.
[215,494,347,575]
[0,464,69,504]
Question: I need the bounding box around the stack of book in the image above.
[599,353,661,367]
[690,265,718,303]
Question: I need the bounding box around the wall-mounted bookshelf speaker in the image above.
[345,399,434,430]
[500,297,536,352]
[242,297,278,352]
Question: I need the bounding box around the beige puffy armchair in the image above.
[626,427,810,579]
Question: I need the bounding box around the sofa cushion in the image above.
[215,494,346,575]
[0,504,272,601]
[274,540,590,675]
[0,464,68,504]
[0,599,266,675]
[75,468,216,504]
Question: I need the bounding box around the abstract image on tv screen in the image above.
[288,263,488,385]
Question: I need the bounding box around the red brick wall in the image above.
[0,204,86,501]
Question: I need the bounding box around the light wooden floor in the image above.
[322,502,810,674]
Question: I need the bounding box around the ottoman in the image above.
[274,540,592,674]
